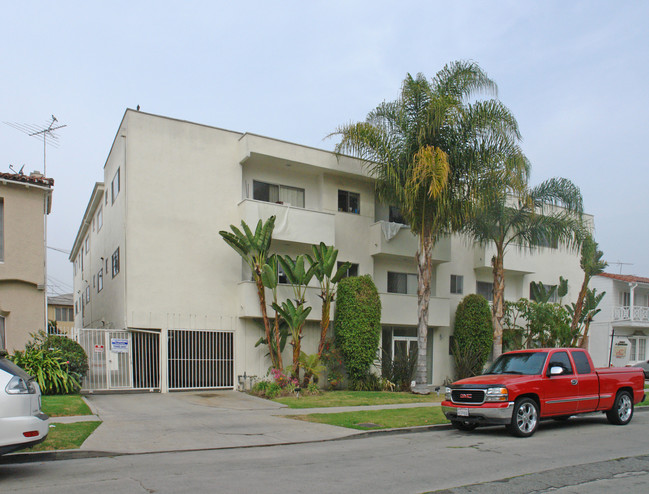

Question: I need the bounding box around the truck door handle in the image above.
[571,379,578,385]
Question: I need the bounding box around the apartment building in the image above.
[70,109,591,391]
[0,171,53,351]
[588,273,649,367]
[48,293,74,334]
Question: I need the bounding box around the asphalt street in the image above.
[1,410,648,493]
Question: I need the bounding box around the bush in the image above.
[452,294,493,379]
[334,275,381,386]
[382,349,417,391]
[320,338,346,389]
[11,347,80,395]
[38,334,89,381]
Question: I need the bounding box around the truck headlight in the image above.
[445,387,452,401]
[485,387,508,402]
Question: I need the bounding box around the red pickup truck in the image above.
[442,348,646,437]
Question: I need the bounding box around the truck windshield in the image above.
[485,352,548,376]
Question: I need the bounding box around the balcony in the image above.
[237,282,324,320]
[474,243,535,274]
[368,222,451,262]
[379,293,450,327]
[612,305,649,327]
[238,199,335,246]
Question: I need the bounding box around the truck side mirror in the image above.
[549,366,563,376]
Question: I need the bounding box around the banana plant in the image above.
[308,243,351,357]
[272,299,312,379]
[219,216,280,368]
[260,254,285,369]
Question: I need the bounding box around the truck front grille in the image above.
[451,389,485,404]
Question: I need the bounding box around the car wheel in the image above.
[451,420,477,431]
[506,397,539,437]
[606,390,634,425]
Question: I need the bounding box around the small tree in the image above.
[452,294,493,378]
[334,275,381,385]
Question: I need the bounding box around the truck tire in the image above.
[506,397,539,437]
[606,390,634,425]
[451,420,477,431]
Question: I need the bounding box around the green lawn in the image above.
[25,421,101,452]
[41,395,92,417]
[273,390,444,409]
[290,406,449,430]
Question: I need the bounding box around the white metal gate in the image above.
[167,329,234,390]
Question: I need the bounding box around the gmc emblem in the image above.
[460,393,472,399]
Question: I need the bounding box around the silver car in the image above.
[0,357,49,454]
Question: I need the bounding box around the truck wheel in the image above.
[506,397,539,437]
[451,420,477,431]
[606,391,634,425]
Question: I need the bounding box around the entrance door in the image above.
[393,337,417,362]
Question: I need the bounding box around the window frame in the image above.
[111,168,121,204]
[252,180,305,208]
[111,247,120,278]
[450,274,464,295]
[97,268,103,292]
[476,281,494,302]
[337,261,359,278]
[338,189,360,214]
[387,271,417,295]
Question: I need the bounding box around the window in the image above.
[252,180,305,208]
[530,283,558,303]
[548,351,573,375]
[85,236,89,252]
[476,281,494,302]
[629,337,647,361]
[620,291,631,307]
[0,198,4,262]
[74,301,78,315]
[92,275,95,288]
[105,257,109,274]
[55,307,74,322]
[105,191,108,205]
[450,275,463,294]
[388,272,417,295]
[571,350,592,374]
[111,168,120,204]
[111,247,120,278]
[97,268,103,292]
[389,206,406,224]
[85,286,91,304]
[338,190,360,214]
[81,248,84,272]
[537,234,558,249]
[97,206,103,231]
[0,316,5,350]
[337,262,359,278]
[278,265,289,284]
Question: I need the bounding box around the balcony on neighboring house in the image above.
[238,199,335,246]
[612,305,649,326]
[369,221,451,262]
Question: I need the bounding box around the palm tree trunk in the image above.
[413,235,433,394]
[492,248,505,360]
[570,276,589,346]
[273,312,283,369]
[255,277,276,368]
[317,295,332,358]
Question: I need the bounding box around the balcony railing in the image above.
[612,305,649,323]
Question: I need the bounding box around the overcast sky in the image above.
[2,1,648,295]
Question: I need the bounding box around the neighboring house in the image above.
[47,293,74,334]
[0,171,53,351]
[69,109,591,392]
[588,273,649,368]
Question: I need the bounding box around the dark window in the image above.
[338,190,360,214]
[112,247,120,278]
[476,281,493,302]
[253,180,304,208]
[111,168,120,204]
[530,283,558,303]
[98,269,103,292]
[278,266,289,284]
[337,262,359,278]
[548,351,573,375]
[389,206,406,224]
[450,275,463,294]
[388,272,417,294]
[571,350,592,374]
[538,233,558,249]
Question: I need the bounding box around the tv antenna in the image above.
[4,115,67,176]
[609,260,634,274]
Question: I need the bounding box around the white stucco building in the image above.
[69,109,592,392]
[587,273,649,368]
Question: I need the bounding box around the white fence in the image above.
[68,328,234,393]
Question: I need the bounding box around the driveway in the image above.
[81,391,358,454]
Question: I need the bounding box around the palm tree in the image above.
[570,234,607,345]
[219,217,279,368]
[332,61,527,393]
[465,178,584,360]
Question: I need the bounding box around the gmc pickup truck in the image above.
[442,348,646,437]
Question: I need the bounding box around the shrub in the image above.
[39,334,89,381]
[334,275,381,386]
[320,338,346,389]
[452,294,493,379]
[11,347,80,395]
[382,349,417,391]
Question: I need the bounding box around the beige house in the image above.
[70,109,592,392]
[47,293,74,335]
[0,171,53,351]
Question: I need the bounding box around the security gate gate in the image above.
[168,329,234,390]
[72,328,233,392]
